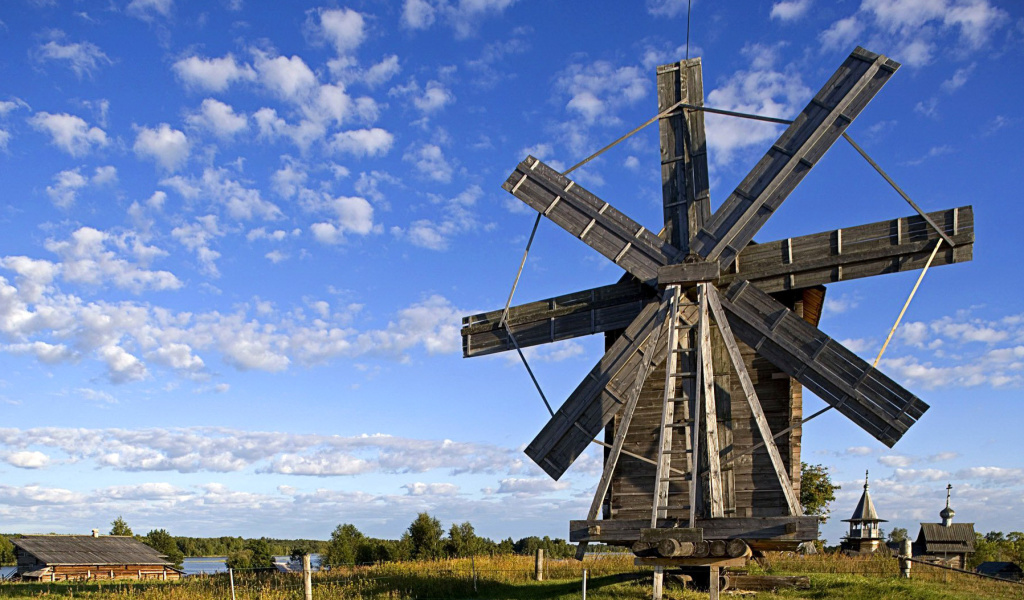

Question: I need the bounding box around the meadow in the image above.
[1,553,1021,600]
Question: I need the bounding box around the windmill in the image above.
[461,47,974,594]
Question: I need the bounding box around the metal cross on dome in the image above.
[461,47,973,531]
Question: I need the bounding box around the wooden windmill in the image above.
[461,47,973,585]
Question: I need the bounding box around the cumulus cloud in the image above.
[646,0,688,18]
[163,168,282,221]
[403,143,453,182]
[36,36,111,78]
[704,43,811,166]
[186,99,248,138]
[820,0,1009,67]
[391,185,482,250]
[41,226,181,293]
[310,196,375,244]
[173,54,256,92]
[331,128,394,157]
[6,450,51,469]
[171,215,223,276]
[134,124,189,172]
[127,0,173,20]
[771,0,811,20]
[399,0,516,37]
[403,482,460,496]
[316,7,366,54]
[254,51,317,103]
[43,166,117,209]
[556,60,646,125]
[29,112,108,156]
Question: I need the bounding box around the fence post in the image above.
[582,569,587,600]
[303,554,313,600]
[471,555,477,593]
[535,549,544,581]
[899,540,912,579]
[228,568,236,600]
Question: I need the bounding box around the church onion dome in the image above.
[940,505,955,521]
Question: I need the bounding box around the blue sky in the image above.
[0,0,1021,546]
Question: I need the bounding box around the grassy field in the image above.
[1,553,1022,599]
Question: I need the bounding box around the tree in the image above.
[324,524,363,567]
[0,536,15,566]
[407,512,443,560]
[143,529,184,569]
[110,516,133,536]
[444,522,478,558]
[225,550,253,570]
[888,527,909,543]
[800,462,840,523]
[245,538,274,569]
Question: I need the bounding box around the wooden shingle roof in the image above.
[916,523,976,554]
[12,535,172,566]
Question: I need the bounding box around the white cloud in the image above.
[704,44,811,167]
[819,16,864,50]
[941,63,975,93]
[413,81,455,114]
[331,128,394,157]
[364,55,401,87]
[556,61,647,125]
[4,341,76,364]
[42,226,182,293]
[6,450,51,469]
[134,124,189,172]
[401,0,436,29]
[404,482,459,496]
[171,215,223,276]
[879,454,915,467]
[45,169,89,209]
[646,0,688,18]
[127,0,173,20]
[36,37,111,78]
[187,99,248,138]
[392,185,482,251]
[173,54,256,92]
[403,143,453,182]
[771,0,811,21]
[496,477,570,496]
[98,344,149,383]
[29,112,108,156]
[399,0,516,37]
[310,196,375,244]
[254,52,317,102]
[317,7,366,54]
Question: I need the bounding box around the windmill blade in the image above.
[503,156,682,285]
[718,279,928,447]
[692,47,900,270]
[461,206,972,357]
[525,298,689,480]
[461,279,655,358]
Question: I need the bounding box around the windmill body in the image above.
[461,47,974,559]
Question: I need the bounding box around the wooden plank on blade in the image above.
[526,299,670,479]
[698,283,725,518]
[692,47,901,269]
[503,156,682,284]
[719,280,928,447]
[461,280,654,357]
[658,58,710,252]
[727,206,973,292]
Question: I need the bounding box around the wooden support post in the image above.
[229,568,236,600]
[706,285,801,515]
[582,569,588,600]
[900,539,912,579]
[709,566,720,600]
[535,549,544,581]
[303,554,313,600]
[698,283,724,517]
[652,567,664,600]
